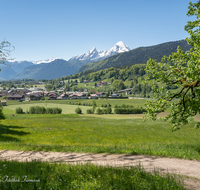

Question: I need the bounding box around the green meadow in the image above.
[3,98,147,114]
[5,98,147,107]
[1,100,200,160]
[0,161,185,190]
[0,99,199,189]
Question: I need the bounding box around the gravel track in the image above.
[0,150,200,189]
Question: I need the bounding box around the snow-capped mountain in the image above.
[68,41,130,62]
[7,58,62,65]
[32,58,62,64]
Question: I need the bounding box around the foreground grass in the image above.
[5,98,147,108]
[0,161,185,190]
[0,114,200,160]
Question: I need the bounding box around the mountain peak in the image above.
[115,41,126,46]
[90,47,97,52]
[114,41,130,51]
[68,41,130,62]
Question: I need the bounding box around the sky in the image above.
[1,0,196,62]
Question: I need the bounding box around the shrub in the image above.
[114,107,146,114]
[35,106,46,114]
[96,108,103,114]
[56,108,62,114]
[86,109,93,114]
[15,107,24,114]
[96,107,112,114]
[28,106,62,114]
[106,107,112,114]
[29,106,36,114]
[46,108,53,114]
[46,107,62,114]
[52,108,58,114]
[75,107,82,114]
[102,109,108,114]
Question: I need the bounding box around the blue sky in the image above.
[1,0,196,61]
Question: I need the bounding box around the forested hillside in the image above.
[77,40,191,73]
[62,64,146,82]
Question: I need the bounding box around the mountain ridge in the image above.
[12,59,89,80]
[77,40,192,73]
[0,39,192,80]
[68,41,130,62]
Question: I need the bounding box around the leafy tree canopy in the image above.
[0,40,14,120]
[0,40,14,64]
[145,1,200,131]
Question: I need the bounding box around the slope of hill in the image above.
[0,61,34,80]
[12,59,89,80]
[77,40,191,73]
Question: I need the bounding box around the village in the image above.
[0,80,123,106]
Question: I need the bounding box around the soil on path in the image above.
[0,150,200,189]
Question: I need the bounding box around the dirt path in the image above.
[0,150,200,189]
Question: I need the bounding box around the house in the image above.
[57,93,69,100]
[69,94,77,99]
[7,94,25,100]
[75,93,87,99]
[0,92,8,97]
[88,94,98,99]
[48,93,57,100]
[96,92,105,97]
[1,100,7,106]
[111,94,119,97]
[83,80,90,83]
[27,93,41,100]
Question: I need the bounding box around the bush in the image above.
[56,107,62,114]
[75,107,82,114]
[52,107,60,114]
[114,107,146,114]
[29,106,36,114]
[96,107,112,114]
[28,106,62,114]
[96,108,103,114]
[86,109,93,114]
[106,107,112,114]
[46,108,53,114]
[114,104,134,108]
[35,106,46,114]
[15,107,24,114]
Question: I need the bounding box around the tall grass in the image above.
[0,160,185,190]
[0,114,200,160]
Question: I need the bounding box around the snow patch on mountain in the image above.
[7,58,62,65]
[68,41,130,62]
[32,58,62,64]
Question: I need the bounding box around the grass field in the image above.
[0,160,185,190]
[4,103,94,114]
[0,111,200,160]
[3,98,147,115]
[0,99,199,189]
[5,98,147,107]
